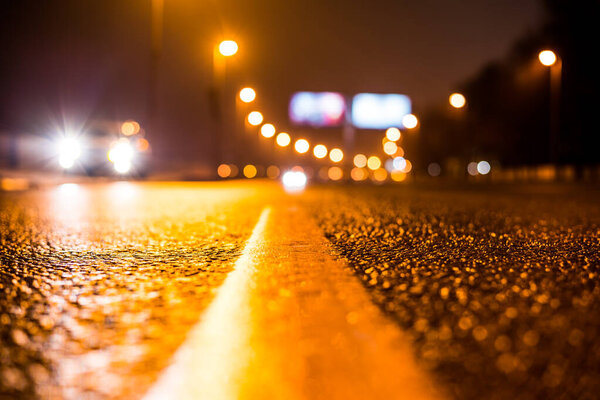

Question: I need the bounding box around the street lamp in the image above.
[219,40,238,57]
[538,49,562,163]
[449,93,466,109]
[239,87,256,103]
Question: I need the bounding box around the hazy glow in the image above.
[351,93,411,129]
[427,163,441,177]
[58,137,82,169]
[402,114,418,129]
[449,93,466,109]
[114,159,132,174]
[313,144,328,159]
[219,40,238,57]
[372,168,388,182]
[329,148,344,163]
[367,156,381,170]
[217,164,231,178]
[108,140,135,173]
[402,159,412,173]
[294,139,310,154]
[137,138,150,152]
[467,162,479,176]
[260,124,276,138]
[243,164,257,178]
[248,111,264,126]
[266,165,280,179]
[383,141,398,155]
[121,121,140,136]
[289,92,346,127]
[393,157,407,171]
[353,154,367,168]
[386,127,401,141]
[276,132,291,147]
[239,88,256,103]
[229,164,239,177]
[539,50,557,66]
[351,167,368,181]
[282,171,307,191]
[328,166,343,181]
[477,161,491,175]
[391,170,407,182]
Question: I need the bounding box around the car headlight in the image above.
[108,139,135,174]
[58,137,82,169]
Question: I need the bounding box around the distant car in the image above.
[55,119,151,177]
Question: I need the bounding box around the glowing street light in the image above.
[402,114,418,129]
[538,50,557,67]
[248,111,263,126]
[383,141,398,155]
[260,123,276,138]
[385,127,401,142]
[353,154,367,168]
[449,93,466,109]
[239,87,256,103]
[294,139,310,154]
[329,148,344,163]
[313,144,327,159]
[219,40,238,57]
[367,156,381,170]
[276,132,291,147]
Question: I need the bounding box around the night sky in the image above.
[0,0,543,164]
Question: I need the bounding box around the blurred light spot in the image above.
[428,162,441,176]
[386,127,401,141]
[248,111,263,126]
[137,138,150,152]
[401,159,412,173]
[108,140,134,174]
[217,164,231,178]
[121,121,140,136]
[329,148,344,163]
[261,123,276,138]
[328,166,343,181]
[372,168,388,182]
[294,139,310,154]
[367,156,381,170]
[289,92,346,127]
[58,137,82,169]
[390,170,407,182]
[114,160,132,174]
[219,40,238,56]
[392,157,406,171]
[243,164,257,178]
[313,144,327,159]
[539,50,557,66]
[395,146,405,158]
[351,93,411,129]
[383,141,397,155]
[276,132,291,147]
[318,167,329,180]
[477,160,491,175]
[266,165,280,179]
[384,158,394,172]
[229,164,239,177]
[467,162,479,176]
[449,93,466,108]
[282,170,307,191]
[353,154,367,168]
[351,167,368,181]
[239,87,256,103]
[402,113,418,129]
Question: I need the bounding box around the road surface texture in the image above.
[1,180,599,399]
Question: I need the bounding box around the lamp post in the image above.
[209,40,238,174]
[538,49,562,163]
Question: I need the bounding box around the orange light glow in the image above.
[449,93,466,108]
[276,132,291,147]
[261,123,276,138]
[391,170,407,182]
[328,166,343,181]
[243,164,257,178]
[385,127,401,142]
[266,165,280,179]
[121,121,140,136]
[329,148,344,163]
[538,50,557,66]
[219,40,238,57]
[353,154,367,168]
[313,144,327,159]
[402,114,418,129]
[372,168,388,182]
[383,141,398,155]
[217,164,231,178]
[239,87,256,103]
[294,139,310,154]
[402,159,412,173]
[248,111,264,126]
[367,156,381,170]
[351,167,368,181]
[137,138,150,152]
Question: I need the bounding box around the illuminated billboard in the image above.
[289,92,346,127]
[351,93,411,129]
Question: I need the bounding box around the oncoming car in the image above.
[55,119,151,176]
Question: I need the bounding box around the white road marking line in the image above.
[143,206,271,400]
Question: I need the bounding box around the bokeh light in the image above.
[243,164,257,178]
[372,168,388,182]
[121,121,140,136]
[282,170,307,191]
[260,123,276,138]
[383,141,398,155]
[385,127,401,141]
[353,154,367,168]
[391,170,407,182]
[217,163,231,178]
[467,162,479,176]
[351,167,368,181]
[428,162,441,176]
[219,40,238,56]
[402,113,418,129]
[313,144,328,159]
[449,93,466,108]
[239,87,256,103]
[266,165,280,179]
[367,156,381,170]
[539,50,557,66]
[294,139,310,154]
[276,132,291,147]
[477,160,491,175]
[329,148,344,163]
[393,157,407,171]
[328,166,343,181]
[248,111,264,126]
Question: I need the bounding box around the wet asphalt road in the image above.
[1,180,600,399]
